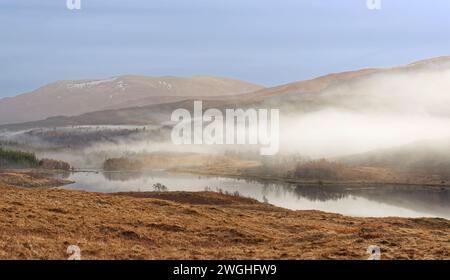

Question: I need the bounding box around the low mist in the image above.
[278,67,450,158]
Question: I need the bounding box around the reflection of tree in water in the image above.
[350,185,450,215]
[223,176,350,202]
[291,184,349,202]
[58,171,71,179]
[289,183,450,217]
[102,171,154,182]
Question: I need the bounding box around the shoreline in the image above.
[3,168,449,220]
[64,167,450,188]
[98,168,450,188]
[159,168,450,189]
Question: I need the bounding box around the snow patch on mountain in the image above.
[67,78,118,89]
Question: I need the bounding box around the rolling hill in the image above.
[3,56,450,131]
[0,75,263,125]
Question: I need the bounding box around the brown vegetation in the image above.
[38,159,71,171]
[0,173,448,260]
[0,170,72,188]
[103,153,260,173]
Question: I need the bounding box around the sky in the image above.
[0,0,450,98]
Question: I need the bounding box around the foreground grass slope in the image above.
[0,180,448,260]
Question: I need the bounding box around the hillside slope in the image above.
[0,75,263,125]
[3,56,450,130]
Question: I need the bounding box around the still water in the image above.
[62,171,450,219]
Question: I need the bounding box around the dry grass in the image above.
[0,170,72,188]
[0,181,449,260]
[182,159,450,187]
[104,153,260,174]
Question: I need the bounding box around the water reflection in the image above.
[292,184,348,201]
[62,171,450,219]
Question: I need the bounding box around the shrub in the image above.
[103,157,144,171]
[153,183,168,192]
[293,159,339,180]
[38,158,71,170]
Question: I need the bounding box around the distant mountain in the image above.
[0,75,263,125]
[2,56,450,132]
[238,56,450,115]
[0,99,238,131]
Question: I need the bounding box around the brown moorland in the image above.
[0,175,449,260]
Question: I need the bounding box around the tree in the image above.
[153,183,168,192]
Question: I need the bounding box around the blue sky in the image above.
[0,0,449,97]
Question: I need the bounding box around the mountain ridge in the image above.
[0,75,263,125]
[1,56,450,129]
